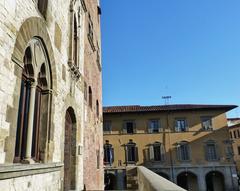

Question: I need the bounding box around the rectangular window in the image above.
[206,144,217,161]
[126,122,134,133]
[234,131,237,139]
[103,121,112,133]
[123,121,136,134]
[148,120,160,133]
[126,144,138,163]
[226,146,233,159]
[104,146,113,164]
[149,143,165,161]
[238,130,240,138]
[175,119,187,132]
[179,144,190,160]
[238,146,240,155]
[88,14,95,51]
[201,117,213,130]
[230,131,233,139]
[153,145,161,161]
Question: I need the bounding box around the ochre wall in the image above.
[104,109,232,167]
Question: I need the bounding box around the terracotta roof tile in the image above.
[103,104,237,114]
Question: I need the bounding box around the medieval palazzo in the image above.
[0,0,103,190]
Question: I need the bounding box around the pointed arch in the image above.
[12,17,57,91]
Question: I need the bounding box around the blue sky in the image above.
[101,0,240,118]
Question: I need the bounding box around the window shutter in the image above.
[148,121,152,133]
[122,123,127,134]
[225,147,229,159]
[175,120,178,132]
[133,122,137,133]
[111,148,114,163]
[125,146,128,164]
[149,145,154,161]
[135,147,139,162]
[177,145,181,161]
[185,120,189,131]
[204,145,209,161]
[158,121,161,132]
[215,144,220,160]
[160,144,165,161]
[187,144,191,160]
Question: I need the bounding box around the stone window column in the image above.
[25,80,37,162]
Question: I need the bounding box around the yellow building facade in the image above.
[228,119,240,174]
[103,104,238,191]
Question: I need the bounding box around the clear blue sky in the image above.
[101,0,240,118]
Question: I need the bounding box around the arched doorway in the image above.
[64,107,77,191]
[157,172,170,180]
[206,171,225,191]
[177,171,198,191]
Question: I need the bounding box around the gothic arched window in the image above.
[14,38,52,163]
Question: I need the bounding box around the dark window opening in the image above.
[96,100,99,116]
[88,86,92,108]
[234,131,237,139]
[103,121,111,133]
[153,145,161,161]
[126,140,138,164]
[37,0,48,18]
[104,141,114,165]
[73,16,78,66]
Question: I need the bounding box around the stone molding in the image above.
[0,163,63,180]
[11,16,57,91]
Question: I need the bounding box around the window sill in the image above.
[0,162,63,180]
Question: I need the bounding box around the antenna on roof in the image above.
[162,96,172,105]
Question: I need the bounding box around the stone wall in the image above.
[0,0,103,190]
[0,171,61,191]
